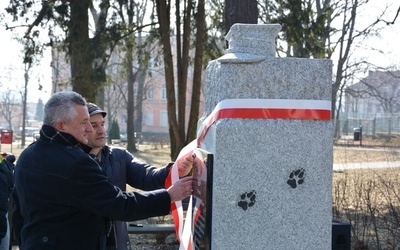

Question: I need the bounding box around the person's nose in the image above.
[97,126,106,135]
[86,122,94,133]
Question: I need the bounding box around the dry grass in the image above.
[334,134,400,163]
[332,168,400,249]
[133,144,172,166]
[334,147,400,163]
[333,137,400,249]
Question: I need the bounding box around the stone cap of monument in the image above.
[224,23,281,58]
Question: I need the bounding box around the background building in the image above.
[51,39,203,144]
[341,71,400,137]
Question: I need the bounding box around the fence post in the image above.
[372,118,376,138]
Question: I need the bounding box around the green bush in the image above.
[108,119,120,140]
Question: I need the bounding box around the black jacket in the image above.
[12,125,171,250]
[0,159,13,239]
[98,146,171,249]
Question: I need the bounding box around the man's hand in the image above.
[167,176,195,202]
[177,154,196,177]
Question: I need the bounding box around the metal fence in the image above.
[337,113,400,137]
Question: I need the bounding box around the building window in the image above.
[160,110,168,127]
[146,84,153,99]
[352,99,358,112]
[161,84,167,100]
[145,110,154,126]
[121,115,127,124]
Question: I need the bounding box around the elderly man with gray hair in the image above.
[12,91,195,250]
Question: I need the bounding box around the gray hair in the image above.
[43,91,87,127]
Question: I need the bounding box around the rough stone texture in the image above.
[225,23,281,56]
[199,24,333,249]
[203,57,332,116]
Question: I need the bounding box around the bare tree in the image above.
[347,70,400,114]
[18,35,43,146]
[329,0,397,137]
[0,90,19,131]
[6,0,136,103]
[262,0,397,138]
[155,0,206,159]
[102,0,156,152]
[104,60,127,144]
[121,1,152,153]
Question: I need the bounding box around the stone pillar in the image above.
[199,24,333,249]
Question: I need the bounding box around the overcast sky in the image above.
[0,26,52,103]
[0,1,52,103]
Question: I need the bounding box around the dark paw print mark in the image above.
[237,190,256,211]
[287,168,305,189]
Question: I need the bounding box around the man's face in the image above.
[57,104,93,145]
[87,113,106,149]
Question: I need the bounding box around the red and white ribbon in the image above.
[165,140,198,244]
[166,98,331,250]
[197,99,331,146]
[165,141,204,250]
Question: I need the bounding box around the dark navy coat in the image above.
[12,125,171,250]
[98,145,171,249]
[0,159,13,239]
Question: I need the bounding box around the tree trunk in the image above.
[135,68,145,134]
[90,0,111,106]
[332,0,358,138]
[69,0,94,100]
[126,42,138,153]
[177,0,192,144]
[225,0,258,34]
[187,0,206,142]
[156,0,182,159]
[21,72,29,147]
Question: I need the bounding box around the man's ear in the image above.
[54,121,65,131]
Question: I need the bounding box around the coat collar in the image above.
[39,124,93,153]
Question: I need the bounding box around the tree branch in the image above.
[24,1,55,38]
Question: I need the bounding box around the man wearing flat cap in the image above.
[86,102,195,250]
